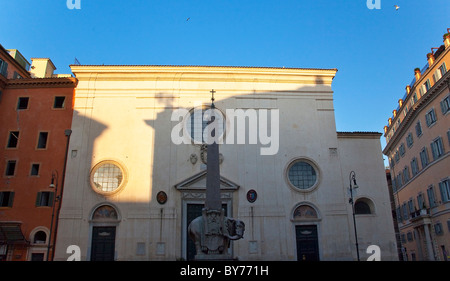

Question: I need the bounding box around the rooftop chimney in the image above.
[414,68,421,81]
[30,58,56,78]
[427,53,435,66]
[444,32,450,49]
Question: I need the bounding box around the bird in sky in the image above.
[186,17,190,21]
[394,5,400,10]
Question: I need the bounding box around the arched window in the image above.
[354,198,374,215]
[33,231,47,244]
[293,204,319,220]
[92,205,119,221]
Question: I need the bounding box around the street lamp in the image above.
[348,171,360,261]
[47,170,59,261]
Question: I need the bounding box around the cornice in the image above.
[337,131,382,139]
[70,65,338,85]
[6,77,78,89]
[70,64,338,72]
[384,47,450,138]
[383,72,450,155]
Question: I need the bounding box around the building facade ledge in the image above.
[383,61,450,154]
[6,77,78,88]
[337,131,382,139]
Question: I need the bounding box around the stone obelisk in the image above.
[188,89,244,260]
[205,89,222,211]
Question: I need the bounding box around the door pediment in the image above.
[174,170,240,191]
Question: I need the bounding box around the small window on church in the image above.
[354,198,373,215]
[90,161,126,194]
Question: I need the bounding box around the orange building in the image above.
[383,30,450,261]
[0,44,77,261]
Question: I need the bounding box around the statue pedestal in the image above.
[195,254,234,261]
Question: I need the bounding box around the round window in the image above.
[90,161,126,194]
[287,160,318,190]
[186,106,225,144]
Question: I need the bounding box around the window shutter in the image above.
[35,192,42,207]
[7,192,14,207]
[48,192,54,207]
[1,60,8,77]
[440,181,449,203]
[431,142,437,160]
[427,187,435,208]
[438,138,444,154]
[0,192,3,206]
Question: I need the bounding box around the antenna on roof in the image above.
[74,57,81,65]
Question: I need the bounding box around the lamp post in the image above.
[46,170,59,261]
[348,171,360,261]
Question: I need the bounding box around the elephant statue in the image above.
[223,218,245,241]
[188,213,245,256]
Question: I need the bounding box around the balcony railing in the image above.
[410,208,429,220]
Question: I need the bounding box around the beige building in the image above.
[383,32,450,261]
[53,65,398,261]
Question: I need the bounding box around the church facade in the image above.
[53,65,398,261]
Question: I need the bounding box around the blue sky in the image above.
[1,0,449,157]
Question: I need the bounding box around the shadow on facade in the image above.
[139,76,353,261]
[54,73,394,261]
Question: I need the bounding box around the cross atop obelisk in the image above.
[205,89,221,211]
[210,89,216,107]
